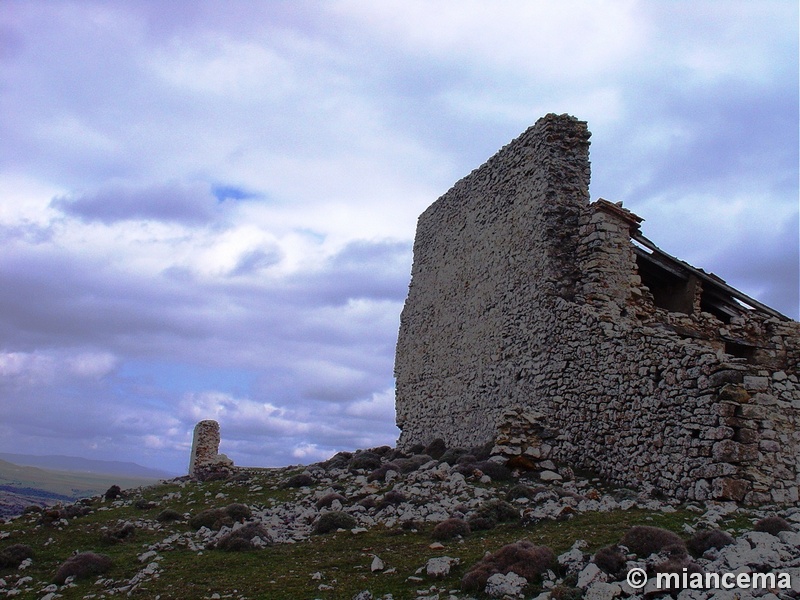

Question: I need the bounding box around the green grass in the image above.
[0,469,753,600]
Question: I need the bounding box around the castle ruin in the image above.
[394,113,800,504]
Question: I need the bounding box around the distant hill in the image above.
[0,453,175,479]
[0,458,166,519]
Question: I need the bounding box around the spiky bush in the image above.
[467,515,495,531]
[53,552,112,584]
[283,473,315,488]
[367,463,400,482]
[156,509,182,523]
[104,485,122,500]
[189,508,232,531]
[620,526,686,558]
[754,516,794,535]
[0,544,34,568]
[431,518,470,541]
[423,438,447,460]
[462,541,554,592]
[225,503,252,522]
[475,499,519,526]
[312,511,357,535]
[551,585,584,600]
[348,451,383,472]
[214,523,273,551]
[439,448,468,465]
[316,493,348,510]
[378,490,407,508]
[506,484,549,502]
[475,460,513,481]
[593,545,626,576]
[100,522,136,545]
[686,529,735,556]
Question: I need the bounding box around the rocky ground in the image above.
[0,442,798,599]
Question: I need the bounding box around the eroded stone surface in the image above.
[394,113,800,504]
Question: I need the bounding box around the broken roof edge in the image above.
[632,232,790,322]
[590,198,792,322]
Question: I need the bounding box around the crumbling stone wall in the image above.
[188,420,234,477]
[395,113,800,504]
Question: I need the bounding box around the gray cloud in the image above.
[50,181,220,225]
[0,1,795,473]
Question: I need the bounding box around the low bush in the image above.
[225,503,252,522]
[462,541,554,592]
[367,463,400,482]
[156,509,182,523]
[754,516,794,535]
[316,493,348,510]
[104,485,122,500]
[423,438,447,460]
[431,518,470,541]
[593,545,626,576]
[283,473,315,488]
[686,529,735,556]
[53,552,112,584]
[100,522,136,545]
[312,511,357,535]
[474,460,513,481]
[214,523,272,551]
[189,508,232,531]
[349,451,383,472]
[620,526,686,558]
[475,500,519,525]
[0,544,34,568]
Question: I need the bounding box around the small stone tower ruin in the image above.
[394,113,800,504]
[188,419,234,477]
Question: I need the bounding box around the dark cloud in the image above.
[50,182,219,225]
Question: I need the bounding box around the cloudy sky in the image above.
[0,1,797,475]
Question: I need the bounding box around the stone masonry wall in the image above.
[394,113,800,504]
[188,419,234,477]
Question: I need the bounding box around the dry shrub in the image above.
[0,544,34,568]
[439,448,468,465]
[225,503,252,522]
[432,518,470,541]
[474,460,512,481]
[551,585,584,600]
[312,511,357,535]
[462,540,554,592]
[367,463,400,482]
[214,522,272,551]
[348,451,383,472]
[754,516,794,535]
[424,438,447,460]
[593,544,626,576]
[189,508,232,531]
[378,490,407,508]
[156,509,182,523]
[467,516,495,531]
[53,552,112,584]
[475,499,519,525]
[283,473,315,488]
[100,522,136,545]
[316,493,348,510]
[506,484,537,502]
[651,558,704,592]
[686,529,735,556]
[621,526,686,558]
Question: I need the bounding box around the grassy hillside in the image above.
[0,462,761,600]
[0,459,160,501]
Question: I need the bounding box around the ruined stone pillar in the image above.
[188,420,233,477]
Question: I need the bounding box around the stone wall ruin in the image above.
[188,419,234,478]
[394,113,800,504]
